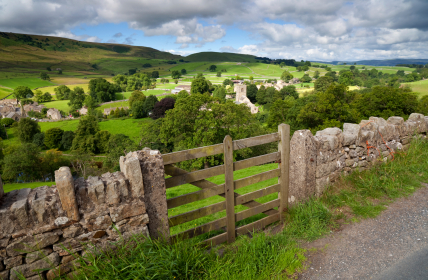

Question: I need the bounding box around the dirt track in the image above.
[298,183,428,280]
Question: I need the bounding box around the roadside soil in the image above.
[298,183,428,280]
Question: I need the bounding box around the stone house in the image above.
[0,99,18,106]
[79,106,88,115]
[233,84,259,114]
[24,103,45,113]
[0,106,16,118]
[4,111,22,121]
[46,108,62,120]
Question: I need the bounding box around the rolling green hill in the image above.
[185,52,258,62]
[0,32,182,77]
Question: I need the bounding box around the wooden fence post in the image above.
[278,124,290,223]
[223,135,235,243]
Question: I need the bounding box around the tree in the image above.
[54,85,71,100]
[301,74,312,83]
[105,134,136,170]
[280,62,285,68]
[94,130,111,153]
[32,132,45,148]
[350,66,356,70]
[157,95,265,169]
[144,95,159,114]
[417,95,428,115]
[191,77,210,95]
[247,84,258,103]
[2,143,42,182]
[313,71,320,79]
[314,76,334,92]
[33,90,52,103]
[339,71,354,86]
[84,95,98,109]
[181,69,187,75]
[171,70,181,79]
[60,131,75,150]
[216,72,221,77]
[129,69,137,75]
[40,72,50,80]
[151,97,176,119]
[17,118,41,143]
[44,127,64,149]
[151,71,159,78]
[142,63,152,68]
[280,85,298,99]
[58,69,62,74]
[1,118,15,127]
[175,79,178,84]
[209,65,217,72]
[131,100,146,119]
[213,86,226,102]
[67,86,85,111]
[281,71,293,82]
[223,79,232,86]
[13,86,33,102]
[267,97,296,129]
[129,90,146,107]
[71,115,100,151]
[46,66,51,71]
[89,78,121,102]
[256,86,267,105]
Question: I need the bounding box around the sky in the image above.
[1,0,428,61]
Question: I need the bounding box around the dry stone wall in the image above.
[289,113,428,202]
[0,149,168,280]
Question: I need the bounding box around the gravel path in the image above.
[298,183,428,280]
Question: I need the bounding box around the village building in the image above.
[233,84,259,114]
[46,108,62,120]
[24,103,46,113]
[0,99,18,106]
[4,111,22,121]
[171,85,191,94]
[0,106,16,118]
[79,106,88,115]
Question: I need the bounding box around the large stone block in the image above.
[120,152,144,198]
[4,256,22,269]
[86,176,106,205]
[10,252,59,280]
[55,167,79,221]
[109,202,145,223]
[0,270,9,280]
[26,248,53,264]
[6,232,59,257]
[316,161,337,178]
[342,123,360,146]
[407,113,428,133]
[139,148,168,240]
[289,130,318,204]
[9,188,31,230]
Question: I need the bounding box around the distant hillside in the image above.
[185,52,258,62]
[314,59,428,66]
[0,32,182,75]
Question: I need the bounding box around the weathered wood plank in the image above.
[278,123,290,222]
[224,135,235,244]
[165,165,224,189]
[235,199,280,222]
[236,213,280,236]
[233,133,280,150]
[234,168,280,190]
[233,152,280,171]
[162,143,224,165]
[235,184,280,206]
[164,165,215,190]
[168,201,226,227]
[167,184,225,209]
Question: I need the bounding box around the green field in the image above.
[0,78,55,89]
[403,79,428,97]
[3,182,56,193]
[0,86,13,99]
[38,83,90,94]
[41,100,71,112]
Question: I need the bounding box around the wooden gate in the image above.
[162,124,290,246]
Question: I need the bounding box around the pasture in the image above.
[403,79,428,97]
[0,78,54,89]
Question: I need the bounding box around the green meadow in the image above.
[0,78,55,89]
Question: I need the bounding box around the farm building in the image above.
[47,108,61,120]
[171,85,191,94]
[79,106,88,115]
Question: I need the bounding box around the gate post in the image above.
[223,135,235,243]
[278,124,290,222]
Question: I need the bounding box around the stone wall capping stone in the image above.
[55,167,79,221]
